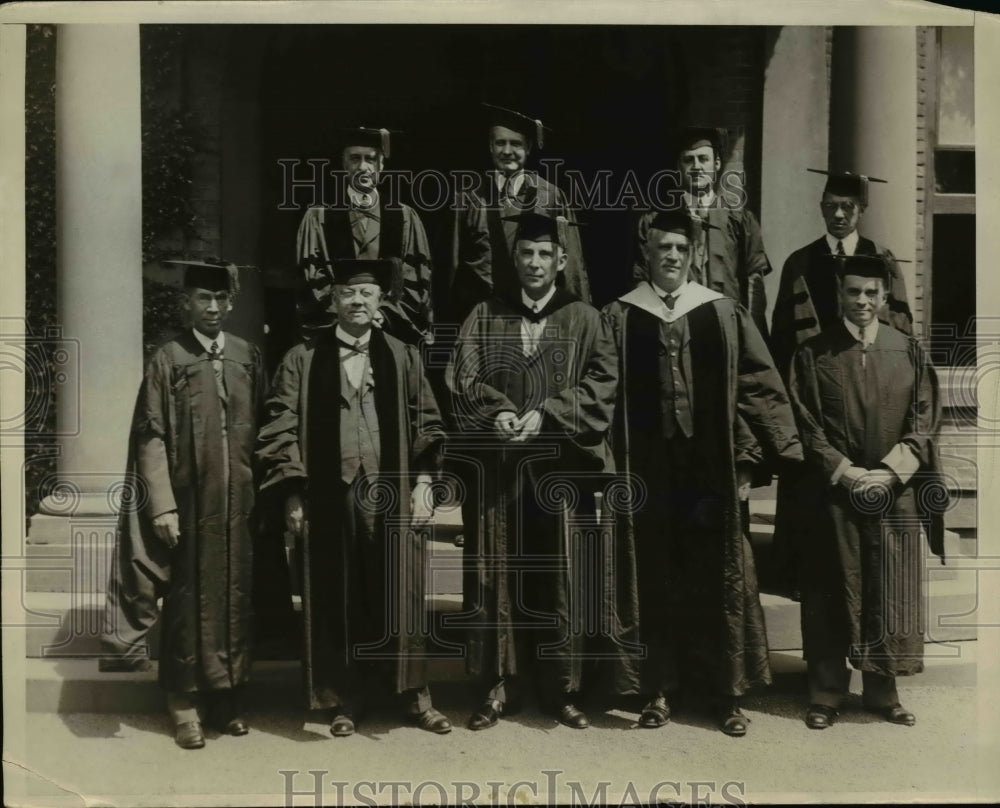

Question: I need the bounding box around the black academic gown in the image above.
[603,283,803,697]
[449,172,591,324]
[788,322,946,675]
[255,327,446,709]
[102,331,265,692]
[446,288,619,697]
[770,234,914,591]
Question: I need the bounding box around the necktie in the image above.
[208,340,226,398]
[525,304,544,356]
[338,337,368,355]
[340,339,368,387]
[836,240,846,256]
[661,293,676,311]
[858,324,868,368]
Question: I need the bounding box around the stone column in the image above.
[31,25,143,541]
[760,26,831,328]
[830,26,918,296]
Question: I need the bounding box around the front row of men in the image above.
[103,208,944,749]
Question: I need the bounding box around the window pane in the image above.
[938,27,975,147]
[930,214,976,366]
[934,149,975,194]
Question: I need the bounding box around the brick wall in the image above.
[915,27,931,335]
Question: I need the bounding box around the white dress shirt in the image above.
[520,286,556,356]
[825,230,859,256]
[336,325,372,389]
[192,328,225,354]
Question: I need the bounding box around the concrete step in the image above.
[17,563,978,659]
[24,638,978,714]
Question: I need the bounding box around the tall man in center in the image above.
[447,210,618,731]
[256,258,452,737]
[449,104,590,324]
[605,210,802,736]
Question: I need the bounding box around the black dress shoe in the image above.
[467,699,502,731]
[869,704,916,726]
[330,713,357,737]
[805,704,838,730]
[408,707,453,734]
[175,720,205,749]
[220,716,249,736]
[639,695,671,728]
[557,703,589,729]
[719,702,748,737]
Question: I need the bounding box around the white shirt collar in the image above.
[496,170,526,197]
[347,186,379,209]
[335,325,372,347]
[843,317,878,345]
[683,189,716,213]
[522,285,556,314]
[192,329,224,353]
[825,230,859,255]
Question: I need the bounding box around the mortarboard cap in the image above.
[502,209,581,247]
[163,259,240,294]
[673,126,724,160]
[809,168,887,207]
[482,103,548,150]
[829,253,893,285]
[295,285,335,330]
[330,258,395,292]
[338,126,393,160]
[645,208,717,241]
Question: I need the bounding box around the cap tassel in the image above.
[534,119,544,150]
[379,128,391,160]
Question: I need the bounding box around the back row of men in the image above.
[102,104,945,750]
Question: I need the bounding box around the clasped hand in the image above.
[494,410,542,443]
[840,466,898,491]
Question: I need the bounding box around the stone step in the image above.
[17,566,978,659]
[24,639,978,714]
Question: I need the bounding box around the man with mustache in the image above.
[102,261,265,750]
[786,253,944,730]
[296,127,434,346]
[449,104,590,325]
[605,210,802,736]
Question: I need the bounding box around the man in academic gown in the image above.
[771,170,915,597]
[449,103,590,325]
[255,258,452,738]
[447,210,618,731]
[787,253,945,730]
[633,126,771,339]
[101,261,266,750]
[296,127,434,346]
[604,210,803,736]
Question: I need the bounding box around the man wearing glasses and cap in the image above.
[605,210,802,737]
[256,258,452,738]
[449,103,590,325]
[102,261,265,750]
[447,209,617,731]
[296,126,434,346]
[770,170,915,598]
[786,253,945,730]
[633,126,772,340]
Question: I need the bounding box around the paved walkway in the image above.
[5,667,998,806]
